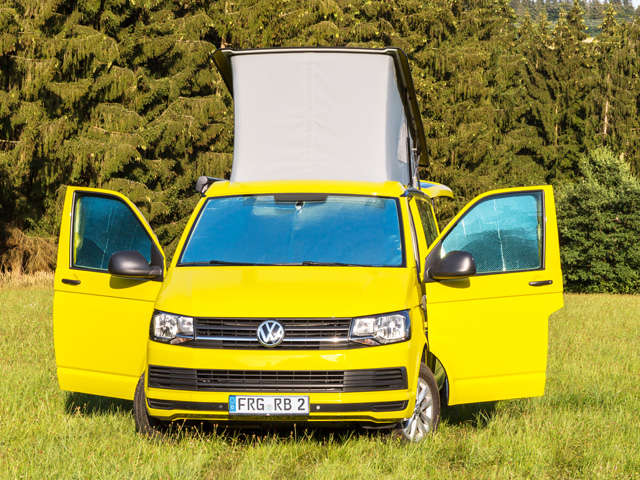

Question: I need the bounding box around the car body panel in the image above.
[424,185,563,405]
[53,187,165,400]
[154,266,418,319]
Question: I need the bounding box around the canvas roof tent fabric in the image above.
[213,48,428,186]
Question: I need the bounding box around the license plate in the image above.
[229,395,310,415]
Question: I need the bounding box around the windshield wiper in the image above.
[180,260,370,267]
[301,261,364,266]
[178,260,259,266]
[209,260,259,266]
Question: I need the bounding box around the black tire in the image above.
[133,373,165,438]
[392,363,440,441]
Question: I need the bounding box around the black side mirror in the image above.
[426,250,476,281]
[108,250,162,279]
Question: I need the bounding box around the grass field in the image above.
[1,284,639,479]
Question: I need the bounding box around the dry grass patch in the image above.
[0,271,54,289]
[0,224,56,275]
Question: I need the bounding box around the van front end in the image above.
[138,181,426,428]
[144,308,425,426]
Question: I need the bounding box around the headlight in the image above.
[349,311,411,345]
[152,312,194,344]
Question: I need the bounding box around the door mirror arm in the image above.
[425,250,476,281]
[108,250,163,279]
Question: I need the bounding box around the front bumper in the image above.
[145,338,422,424]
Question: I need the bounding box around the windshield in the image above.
[179,194,404,267]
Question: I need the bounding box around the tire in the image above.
[393,363,440,441]
[440,377,449,409]
[133,373,165,438]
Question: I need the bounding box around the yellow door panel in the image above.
[425,186,563,405]
[54,187,164,400]
[426,273,562,403]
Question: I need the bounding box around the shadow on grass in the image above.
[63,393,498,441]
[158,421,393,445]
[441,401,498,428]
[64,392,133,416]
[63,392,384,443]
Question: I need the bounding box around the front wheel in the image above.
[393,363,440,441]
[133,373,165,438]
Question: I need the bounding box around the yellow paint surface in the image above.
[53,182,562,421]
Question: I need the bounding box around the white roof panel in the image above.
[213,48,427,185]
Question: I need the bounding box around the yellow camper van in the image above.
[53,48,563,441]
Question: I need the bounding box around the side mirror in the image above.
[426,250,476,281]
[108,250,162,279]
[195,175,224,195]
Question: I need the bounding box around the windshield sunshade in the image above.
[179,195,403,267]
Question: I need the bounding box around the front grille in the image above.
[148,365,407,393]
[191,317,364,350]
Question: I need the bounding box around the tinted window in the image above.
[414,198,439,247]
[180,195,403,267]
[73,195,152,271]
[441,193,543,274]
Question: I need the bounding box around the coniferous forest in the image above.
[511,0,637,34]
[1,0,640,292]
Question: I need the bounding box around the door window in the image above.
[414,198,439,248]
[72,195,152,271]
[440,192,543,274]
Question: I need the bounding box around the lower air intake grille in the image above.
[148,365,407,393]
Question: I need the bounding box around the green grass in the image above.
[1,287,639,479]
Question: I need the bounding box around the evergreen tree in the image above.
[557,147,640,293]
[0,0,234,261]
[591,13,640,173]
[1,0,640,291]
[416,0,537,215]
[523,5,593,180]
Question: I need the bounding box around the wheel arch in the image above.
[423,347,449,406]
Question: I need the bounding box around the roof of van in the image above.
[213,47,428,185]
[199,179,453,202]
[202,179,408,198]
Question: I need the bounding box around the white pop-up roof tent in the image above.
[212,47,428,186]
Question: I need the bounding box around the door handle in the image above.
[62,279,81,286]
[529,280,552,287]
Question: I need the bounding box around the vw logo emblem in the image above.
[257,320,285,347]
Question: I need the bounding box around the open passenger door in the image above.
[53,187,165,400]
[424,186,563,405]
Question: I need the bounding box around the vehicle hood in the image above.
[154,266,416,318]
